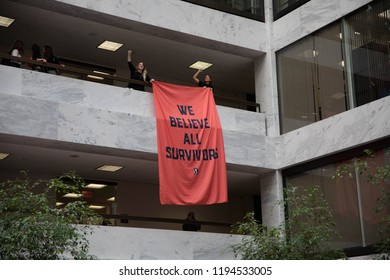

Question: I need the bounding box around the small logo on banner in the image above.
[193,168,199,175]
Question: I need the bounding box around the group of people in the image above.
[127,49,213,92]
[2,40,60,74]
[2,41,213,90]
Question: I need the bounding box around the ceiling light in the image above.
[85,183,107,189]
[56,202,64,207]
[63,193,83,198]
[189,61,213,70]
[0,16,15,27]
[87,75,104,80]
[97,40,123,51]
[0,153,10,160]
[93,70,110,75]
[89,205,106,209]
[107,197,115,202]
[96,165,124,172]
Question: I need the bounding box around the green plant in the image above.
[0,171,101,260]
[232,185,345,260]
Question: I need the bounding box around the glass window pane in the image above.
[358,149,390,245]
[345,0,390,106]
[273,0,310,20]
[277,23,347,133]
[286,164,363,248]
[277,37,316,132]
[314,24,347,119]
[182,0,264,21]
[285,145,390,251]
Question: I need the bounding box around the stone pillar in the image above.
[260,170,284,227]
[254,0,280,137]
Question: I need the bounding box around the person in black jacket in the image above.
[182,211,201,231]
[127,50,154,91]
[192,69,213,90]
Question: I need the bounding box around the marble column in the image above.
[260,170,285,228]
[254,0,280,137]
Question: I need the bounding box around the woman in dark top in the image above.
[29,43,46,72]
[192,69,213,90]
[43,45,60,74]
[127,50,154,91]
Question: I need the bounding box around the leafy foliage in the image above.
[0,171,101,260]
[231,185,345,260]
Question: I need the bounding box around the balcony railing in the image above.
[1,53,260,112]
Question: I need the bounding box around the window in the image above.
[182,0,264,21]
[273,0,310,20]
[276,0,390,133]
[277,22,347,133]
[343,0,390,107]
[284,146,390,251]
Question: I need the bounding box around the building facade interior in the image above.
[0,0,389,259]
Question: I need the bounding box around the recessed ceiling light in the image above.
[107,197,115,202]
[97,40,123,51]
[189,61,213,70]
[63,193,83,198]
[96,165,124,172]
[0,16,15,27]
[93,70,110,75]
[0,153,10,160]
[85,183,107,189]
[87,74,104,80]
[89,204,106,209]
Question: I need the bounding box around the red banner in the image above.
[152,81,228,205]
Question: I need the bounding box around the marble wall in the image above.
[1,65,388,171]
[52,0,266,53]
[0,66,268,168]
[272,0,372,51]
[86,225,245,260]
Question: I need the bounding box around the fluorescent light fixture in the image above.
[85,183,107,189]
[89,205,106,210]
[96,165,124,172]
[56,202,64,207]
[107,197,115,202]
[189,61,213,70]
[63,193,83,198]
[0,16,15,27]
[87,75,104,80]
[97,40,123,51]
[0,152,10,160]
[93,70,110,75]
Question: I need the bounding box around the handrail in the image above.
[1,52,260,112]
[101,213,233,228]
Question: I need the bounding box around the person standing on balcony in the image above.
[127,50,154,91]
[182,211,201,231]
[43,45,60,75]
[28,43,47,72]
[3,40,24,68]
[192,69,213,90]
